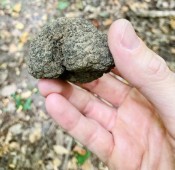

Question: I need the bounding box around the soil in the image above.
[0,0,175,170]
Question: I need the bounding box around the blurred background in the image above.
[0,0,175,169]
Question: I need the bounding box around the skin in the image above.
[38,19,175,170]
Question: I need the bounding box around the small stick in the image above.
[61,137,73,170]
[131,9,175,18]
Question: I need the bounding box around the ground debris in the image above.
[0,0,175,170]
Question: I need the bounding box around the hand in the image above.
[38,19,175,170]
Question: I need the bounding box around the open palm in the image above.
[38,74,174,170]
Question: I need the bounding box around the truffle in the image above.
[27,17,114,83]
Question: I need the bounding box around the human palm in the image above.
[104,87,173,170]
[38,74,174,170]
[38,19,175,169]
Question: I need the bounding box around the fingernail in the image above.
[121,22,140,50]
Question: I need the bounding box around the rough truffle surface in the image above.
[28,18,114,83]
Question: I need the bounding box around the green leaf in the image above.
[23,98,32,111]
[57,0,69,11]
[12,93,22,108]
[75,149,91,166]
[12,93,32,111]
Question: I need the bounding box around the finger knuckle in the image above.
[147,52,169,80]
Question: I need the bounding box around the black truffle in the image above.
[27,17,114,83]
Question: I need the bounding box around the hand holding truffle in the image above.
[38,19,175,169]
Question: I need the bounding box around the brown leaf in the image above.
[73,145,86,155]
[103,19,113,26]
[91,19,100,28]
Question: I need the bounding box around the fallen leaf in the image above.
[12,12,19,18]
[29,124,42,143]
[91,19,100,28]
[15,22,24,30]
[103,19,113,26]
[170,18,175,29]
[9,142,20,150]
[68,157,78,169]
[13,3,22,13]
[73,145,86,155]
[18,42,24,50]
[53,158,61,170]
[53,145,69,155]
[29,127,42,143]
[171,48,175,54]
[9,164,16,169]
[21,91,32,99]
[23,98,32,111]
[20,32,29,44]
[9,44,18,53]
[73,146,91,166]
[81,159,94,170]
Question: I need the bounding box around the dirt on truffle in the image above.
[28,18,114,83]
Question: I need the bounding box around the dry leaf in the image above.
[103,19,113,26]
[9,44,18,53]
[18,42,24,50]
[81,159,94,170]
[20,32,29,44]
[53,158,61,170]
[21,91,32,99]
[73,145,86,155]
[67,157,77,169]
[171,48,175,54]
[170,18,175,29]
[53,145,69,155]
[15,22,24,30]
[13,3,22,13]
[29,127,42,143]
[91,19,100,28]
[9,142,20,150]
[9,164,16,169]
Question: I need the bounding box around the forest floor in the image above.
[0,0,175,170]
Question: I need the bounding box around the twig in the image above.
[131,9,175,18]
[61,137,73,170]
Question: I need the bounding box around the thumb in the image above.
[108,19,175,138]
